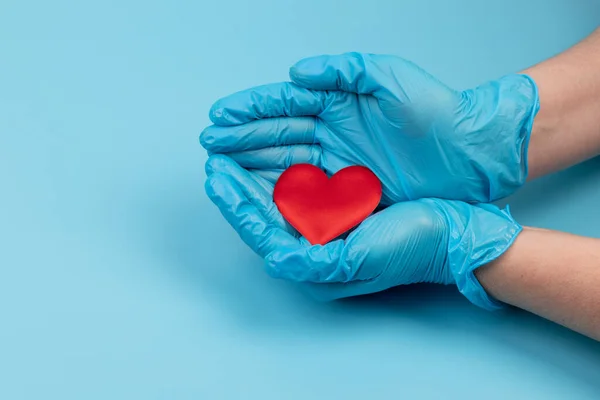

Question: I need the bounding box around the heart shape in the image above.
[273,164,382,245]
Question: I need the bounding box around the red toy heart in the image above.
[273,164,382,245]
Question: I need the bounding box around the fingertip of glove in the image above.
[203,173,219,199]
[289,57,312,76]
[204,171,231,201]
[208,100,230,126]
[290,53,361,91]
[199,126,214,149]
[289,55,328,86]
[204,154,231,176]
[288,64,300,80]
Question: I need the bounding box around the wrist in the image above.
[440,201,522,310]
[474,227,532,307]
[522,28,600,178]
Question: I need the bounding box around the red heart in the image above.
[273,164,382,245]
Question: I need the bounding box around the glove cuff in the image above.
[463,74,540,201]
[443,202,522,310]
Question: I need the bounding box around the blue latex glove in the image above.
[201,53,539,204]
[204,155,522,310]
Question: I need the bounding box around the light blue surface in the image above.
[1,1,600,399]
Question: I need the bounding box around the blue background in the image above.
[1,0,600,398]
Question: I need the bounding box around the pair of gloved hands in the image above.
[201,53,539,310]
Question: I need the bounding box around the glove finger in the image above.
[226,145,322,170]
[289,53,394,100]
[200,117,317,153]
[205,172,299,258]
[205,155,293,232]
[265,240,355,283]
[251,169,284,185]
[209,82,332,126]
[205,154,274,192]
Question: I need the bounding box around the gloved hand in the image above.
[204,155,522,310]
[201,53,539,204]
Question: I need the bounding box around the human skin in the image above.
[525,27,600,179]
[477,27,600,340]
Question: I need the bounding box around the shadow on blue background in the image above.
[148,159,600,394]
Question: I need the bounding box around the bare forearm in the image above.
[476,228,600,341]
[523,27,600,179]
